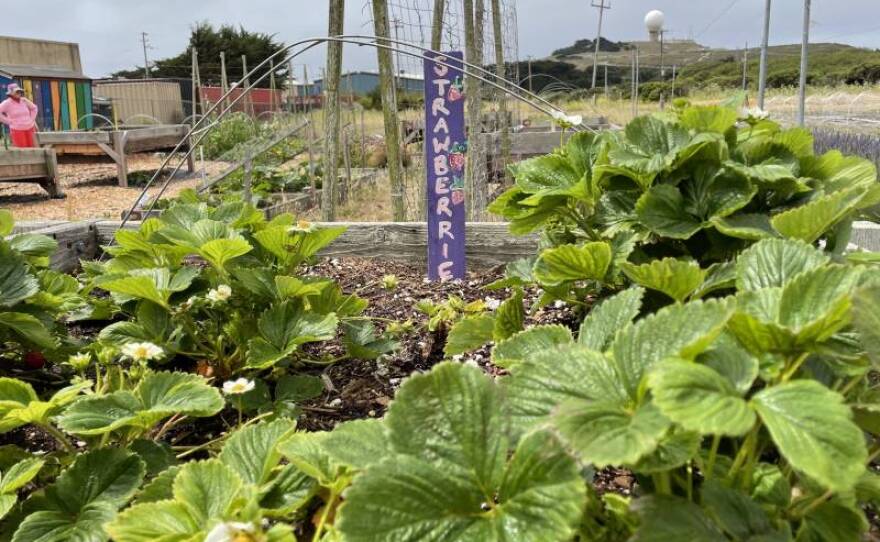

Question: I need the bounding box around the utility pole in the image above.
[631,49,635,116]
[220,52,229,110]
[140,32,152,79]
[797,0,810,127]
[758,0,772,109]
[659,30,665,79]
[603,63,608,97]
[671,64,676,97]
[742,43,749,91]
[634,47,640,116]
[590,0,610,89]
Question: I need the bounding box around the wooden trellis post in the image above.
[372,0,406,221]
[322,0,345,221]
[463,0,486,220]
[490,0,510,184]
[431,0,446,51]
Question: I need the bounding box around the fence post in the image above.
[242,158,253,205]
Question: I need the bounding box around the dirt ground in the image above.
[0,153,229,222]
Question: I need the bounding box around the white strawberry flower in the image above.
[484,297,501,311]
[121,342,164,362]
[204,521,255,542]
[551,110,583,129]
[67,352,92,371]
[206,284,232,304]
[223,377,255,396]
[288,219,317,233]
[741,106,769,121]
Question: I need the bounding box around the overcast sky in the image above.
[4,0,879,78]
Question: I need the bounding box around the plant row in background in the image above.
[2,100,880,540]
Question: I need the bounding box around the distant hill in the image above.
[552,37,626,58]
[522,39,880,96]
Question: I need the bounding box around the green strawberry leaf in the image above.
[649,358,755,436]
[752,380,866,492]
[622,258,705,303]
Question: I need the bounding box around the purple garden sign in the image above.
[424,51,467,281]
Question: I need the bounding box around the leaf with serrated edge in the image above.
[622,259,705,303]
[505,344,629,435]
[610,297,734,399]
[752,380,866,491]
[736,238,829,291]
[579,287,644,351]
[219,419,295,487]
[493,325,573,369]
[532,242,611,285]
[336,430,584,542]
[554,400,670,467]
[387,363,507,490]
[649,358,755,436]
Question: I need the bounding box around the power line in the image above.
[696,0,742,39]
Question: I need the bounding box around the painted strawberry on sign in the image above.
[447,76,464,102]
[449,141,467,172]
[451,189,465,206]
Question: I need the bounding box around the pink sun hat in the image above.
[6,83,23,96]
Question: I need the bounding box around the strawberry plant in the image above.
[0,210,93,362]
[488,103,879,307]
[89,201,394,377]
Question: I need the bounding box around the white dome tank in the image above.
[645,10,665,41]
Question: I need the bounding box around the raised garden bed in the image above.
[36,125,195,187]
[4,103,880,542]
[0,148,63,198]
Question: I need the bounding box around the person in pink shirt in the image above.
[0,83,38,148]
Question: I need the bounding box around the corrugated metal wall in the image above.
[94,80,184,125]
[199,86,284,117]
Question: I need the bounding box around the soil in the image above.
[294,256,577,431]
[0,153,229,221]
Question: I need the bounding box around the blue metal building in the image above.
[302,70,424,97]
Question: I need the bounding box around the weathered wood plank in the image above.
[11,220,68,233]
[37,131,112,145]
[851,222,880,251]
[38,219,880,273]
[125,125,189,143]
[94,220,538,267]
[0,148,52,167]
[482,131,572,158]
[25,221,99,272]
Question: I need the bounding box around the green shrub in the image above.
[201,113,260,159]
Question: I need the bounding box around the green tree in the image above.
[113,22,288,88]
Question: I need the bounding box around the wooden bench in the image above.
[37,125,195,188]
[0,147,63,198]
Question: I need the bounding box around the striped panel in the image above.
[22,79,33,101]
[32,80,44,129]
[60,81,70,130]
[66,81,78,130]
[82,84,93,129]
[50,81,61,130]
[75,83,86,129]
